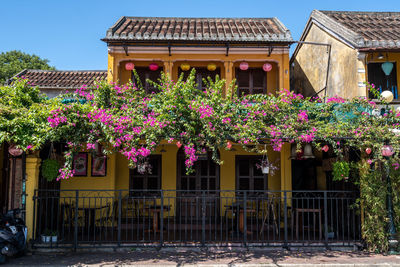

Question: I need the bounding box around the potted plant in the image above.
[41,229,58,243]
[41,158,60,182]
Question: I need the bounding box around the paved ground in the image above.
[2,249,400,266]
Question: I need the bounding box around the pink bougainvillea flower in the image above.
[176,141,182,148]
[26,145,33,150]
[321,145,329,152]
[367,159,373,165]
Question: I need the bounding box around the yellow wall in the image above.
[291,23,361,99]
[108,51,290,95]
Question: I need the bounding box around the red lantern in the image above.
[125,62,134,71]
[149,63,159,71]
[382,145,394,157]
[239,62,249,71]
[365,148,372,155]
[263,63,272,72]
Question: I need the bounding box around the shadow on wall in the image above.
[290,59,318,97]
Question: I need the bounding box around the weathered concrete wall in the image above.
[291,23,362,99]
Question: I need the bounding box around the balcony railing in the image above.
[32,189,361,249]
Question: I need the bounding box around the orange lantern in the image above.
[207,63,217,71]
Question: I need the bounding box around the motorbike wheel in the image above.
[0,254,6,264]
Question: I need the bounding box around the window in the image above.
[236,156,267,194]
[367,62,398,99]
[129,155,161,195]
[236,68,266,96]
[131,67,163,94]
[178,67,220,90]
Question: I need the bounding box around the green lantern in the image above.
[382,62,394,76]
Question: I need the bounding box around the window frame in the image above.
[178,67,221,91]
[235,155,268,194]
[236,68,267,96]
[131,67,163,94]
[129,155,162,195]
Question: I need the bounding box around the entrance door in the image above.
[177,151,219,223]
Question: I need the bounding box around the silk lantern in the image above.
[207,63,217,71]
[125,62,134,71]
[382,145,394,157]
[239,62,249,71]
[180,63,190,71]
[381,90,394,103]
[263,63,272,72]
[382,62,394,76]
[149,63,159,71]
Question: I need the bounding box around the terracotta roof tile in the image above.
[11,70,107,89]
[319,10,400,49]
[103,17,292,43]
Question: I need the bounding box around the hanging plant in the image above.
[42,159,61,182]
[332,160,350,181]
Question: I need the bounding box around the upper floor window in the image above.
[131,67,163,94]
[178,67,221,91]
[236,68,266,96]
[367,62,398,99]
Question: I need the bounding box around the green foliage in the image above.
[332,160,350,181]
[0,50,55,84]
[41,159,60,182]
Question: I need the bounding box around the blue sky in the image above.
[1,0,399,70]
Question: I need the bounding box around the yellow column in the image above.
[224,61,233,97]
[163,61,174,80]
[25,155,41,240]
[356,52,367,97]
[280,143,292,199]
[107,53,115,83]
[283,53,290,90]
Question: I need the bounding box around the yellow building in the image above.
[291,10,400,103]
[18,16,361,249]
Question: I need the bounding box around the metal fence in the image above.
[32,189,361,249]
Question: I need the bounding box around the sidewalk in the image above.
[3,249,400,266]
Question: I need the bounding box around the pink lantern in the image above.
[149,63,159,71]
[365,148,372,155]
[239,62,249,71]
[381,145,394,157]
[263,63,272,72]
[125,62,134,71]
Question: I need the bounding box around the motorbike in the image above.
[0,209,27,264]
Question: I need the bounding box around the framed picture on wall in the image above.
[91,154,107,177]
[73,153,88,176]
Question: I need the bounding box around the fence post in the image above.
[243,191,247,246]
[118,191,122,247]
[74,190,79,251]
[202,191,206,247]
[160,190,164,248]
[32,189,37,245]
[284,191,288,249]
[324,191,329,249]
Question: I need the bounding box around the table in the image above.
[295,208,322,240]
[78,205,109,233]
[144,205,171,233]
[224,202,256,235]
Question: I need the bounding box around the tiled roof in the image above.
[11,70,107,89]
[103,17,293,43]
[315,10,400,49]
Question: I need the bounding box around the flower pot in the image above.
[41,235,51,243]
[327,232,335,239]
[51,236,58,243]
[262,166,269,174]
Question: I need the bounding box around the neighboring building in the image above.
[10,69,107,98]
[291,10,400,101]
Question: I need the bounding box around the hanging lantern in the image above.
[289,144,297,160]
[207,63,217,71]
[263,63,272,72]
[125,62,134,71]
[365,147,372,155]
[381,145,394,157]
[239,62,249,71]
[381,90,394,103]
[381,62,394,76]
[8,144,23,157]
[303,144,315,159]
[180,63,190,71]
[149,63,159,71]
